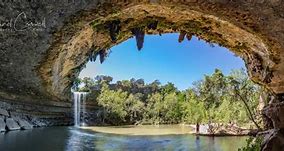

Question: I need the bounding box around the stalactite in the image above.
[186,33,193,41]
[131,28,145,51]
[89,51,98,62]
[107,20,121,41]
[178,31,186,43]
[89,54,93,62]
[147,21,158,30]
[99,49,108,64]
[158,29,162,36]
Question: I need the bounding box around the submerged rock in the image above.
[6,118,20,131]
[0,117,6,132]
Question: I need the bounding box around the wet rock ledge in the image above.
[0,98,73,132]
[0,110,29,132]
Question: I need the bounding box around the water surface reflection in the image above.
[0,127,247,151]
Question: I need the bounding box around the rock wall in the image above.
[0,97,73,132]
[81,104,105,126]
[262,96,284,151]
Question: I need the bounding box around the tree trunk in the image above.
[236,92,262,130]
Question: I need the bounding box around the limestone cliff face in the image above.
[1,1,284,150]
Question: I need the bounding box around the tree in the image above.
[97,83,128,124]
[227,69,262,130]
[79,77,95,92]
[125,93,144,123]
[182,89,207,125]
[148,80,161,93]
[77,68,263,127]
[144,93,164,124]
[72,78,81,91]
[161,82,177,95]
[163,92,181,123]
[95,75,113,84]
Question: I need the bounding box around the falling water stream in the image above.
[73,92,88,127]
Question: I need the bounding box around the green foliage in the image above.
[163,92,181,123]
[238,137,263,151]
[72,77,81,91]
[76,68,264,126]
[161,82,177,95]
[97,84,128,124]
[78,77,95,92]
[182,91,207,124]
[125,93,144,122]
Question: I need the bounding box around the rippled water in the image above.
[0,127,247,151]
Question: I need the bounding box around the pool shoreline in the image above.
[81,124,252,137]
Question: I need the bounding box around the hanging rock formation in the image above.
[131,28,145,51]
[178,31,186,43]
[108,20,121,41]
[99,49,109,64]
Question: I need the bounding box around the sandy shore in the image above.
[82,125,194,135]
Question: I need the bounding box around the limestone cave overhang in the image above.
[0,1,283,102]
[38,2,284,99]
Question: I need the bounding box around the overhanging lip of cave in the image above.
[37,3,279,101]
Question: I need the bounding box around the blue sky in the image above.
[79,33,245,90]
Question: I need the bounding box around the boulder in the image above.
[0,117,6,132]
[31,118,47,127]
[0,108,9,117]
[263,102,284,129]
[5,118,20,131]
[262,129,284,151]
[18,119,33,130]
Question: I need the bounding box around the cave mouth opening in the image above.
[38,3,273,103]
[73,32,265,131]
[77,32,247,92]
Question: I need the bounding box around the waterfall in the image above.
[73,92,88,127]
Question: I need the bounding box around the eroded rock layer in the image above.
[0,96,73,131]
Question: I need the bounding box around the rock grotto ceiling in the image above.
[0,0,284,150]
